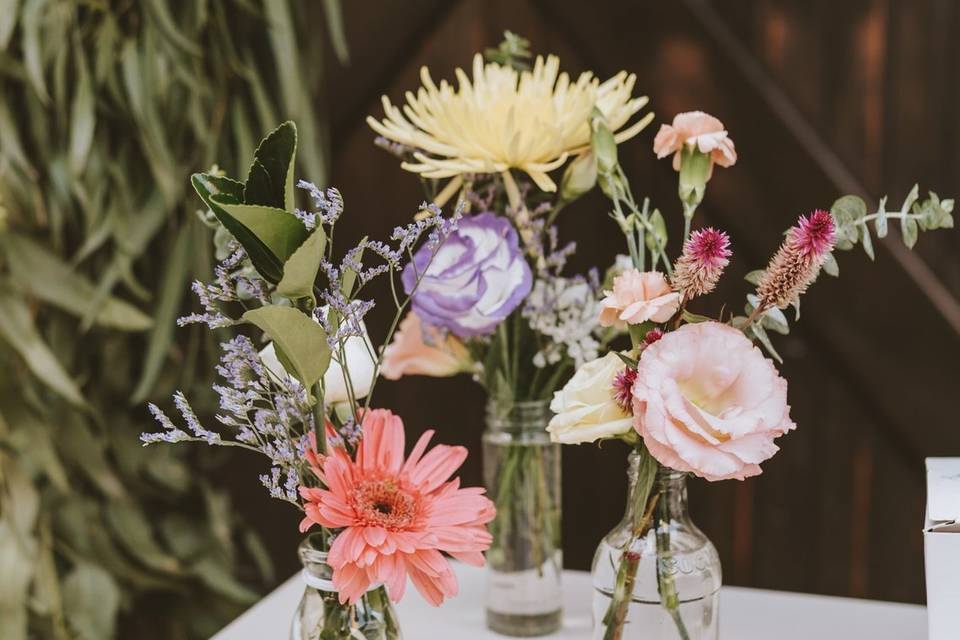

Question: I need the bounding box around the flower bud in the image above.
[592,121,618,174]
[677,146,712,206]
[560,151,598,201]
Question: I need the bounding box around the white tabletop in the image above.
[212,563,927,639]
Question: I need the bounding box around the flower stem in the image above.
[601,446,659,640]
[656,510,691,640]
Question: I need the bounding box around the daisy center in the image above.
[351,479,418,530]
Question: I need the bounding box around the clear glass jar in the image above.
[482,399,562,636]
[591,449,721,640]
[290,533,402,640]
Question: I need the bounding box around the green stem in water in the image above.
[656,507,691,640]
[602,447,659,640]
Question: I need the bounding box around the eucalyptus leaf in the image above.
[901,216,919,249]
[242,306,331,391]
[822,251,839,277]
[744,269,765,285]
[860,224,875,260]
[874,195,888,238]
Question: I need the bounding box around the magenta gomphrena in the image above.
[612,366,638,414]
[671,228,732,301]
[756,210,836,310]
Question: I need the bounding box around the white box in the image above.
[925,458,960,639]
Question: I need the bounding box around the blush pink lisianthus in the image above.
[631,322,795,481]
[599,269,681,329]
[653,111,737,175]
[381,312,471,380]
[298,409,495,606]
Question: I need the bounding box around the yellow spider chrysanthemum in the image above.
[367,54,653,194]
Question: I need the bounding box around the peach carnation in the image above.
[653,111,737,175]
[299,409,495,605]
[598,269,680,329]
[381,312,471,380]
[631,322,795,481]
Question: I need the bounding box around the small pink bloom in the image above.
[653,111,737,174]
[631,322,795,481]
[792,209,835,258]
[641,328,664,348]
[381,312,471,380]
[613,367,638,414]
[599,270,680,329]
[756,210,836,310]
[672,228,731,301]
[299,410,495,606]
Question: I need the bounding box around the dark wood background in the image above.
[231,0,960,605]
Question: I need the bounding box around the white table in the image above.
[212,563,927,639]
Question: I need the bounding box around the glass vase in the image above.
[591,448,721,640]
[482,399,562,636]
[290,534,402,640]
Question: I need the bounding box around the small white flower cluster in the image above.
[523,274,603,369]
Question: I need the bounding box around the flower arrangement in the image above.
[140,122,495,638]
[546,107,955,638]
[367,33,657,632]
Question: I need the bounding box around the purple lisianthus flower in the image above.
[402,213,532,337]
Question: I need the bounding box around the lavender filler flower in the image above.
[402,212,532,337]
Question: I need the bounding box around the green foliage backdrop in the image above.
[0,1,344,638]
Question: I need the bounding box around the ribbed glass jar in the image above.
[482,399,562,636]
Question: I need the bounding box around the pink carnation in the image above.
[653,111,737,175]
[631,322,795,481]
[299,410,495,605]
[599,269,680,329]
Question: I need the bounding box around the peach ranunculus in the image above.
[653,111,737,174]
[598,269,680,329]
[381,312,472,380]
[631,321,795,481]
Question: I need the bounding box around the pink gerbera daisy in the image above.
[298,409,495,606]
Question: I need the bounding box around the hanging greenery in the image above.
[0,1,346,638]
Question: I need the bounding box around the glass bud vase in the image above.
[591,449,721,640]
[290,534,402,640]
[482,399,562,636]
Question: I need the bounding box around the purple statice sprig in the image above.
[296,181,344,230]
[178,247,269,329]
[141,335,316,507]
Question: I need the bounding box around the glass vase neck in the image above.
[298,533,333,583]
[624,449,689,521]
[485,399,552,434]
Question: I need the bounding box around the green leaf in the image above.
[0,0,18,50]
[749,323,783,363]
[744,270,765,285]
[821,251,839,277]
[900,183,920,214]
[212,200,308,266]
[68,49,95,175]
[901,216,919,249]
[645,209,667,253]
[62,564,120,640]
[0,292,86,407]
[131,225,191,403]
[105,502,181,574]
[614,351,638,368]
[192,173,287,282]
[244,121,297,210]
[3,234,152,331]
[322,0,350,64]
[830,194,866,249]
[860,224,875,260]
[22,0,50,104]
[191,557,258,604]
[0,519,35,640]
[681,310,712,324]
[242,306,330,390]
[143,0,203,57]
[874,195,888,238]
[276,226,326,302]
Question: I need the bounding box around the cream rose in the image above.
[547,352,634,444]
